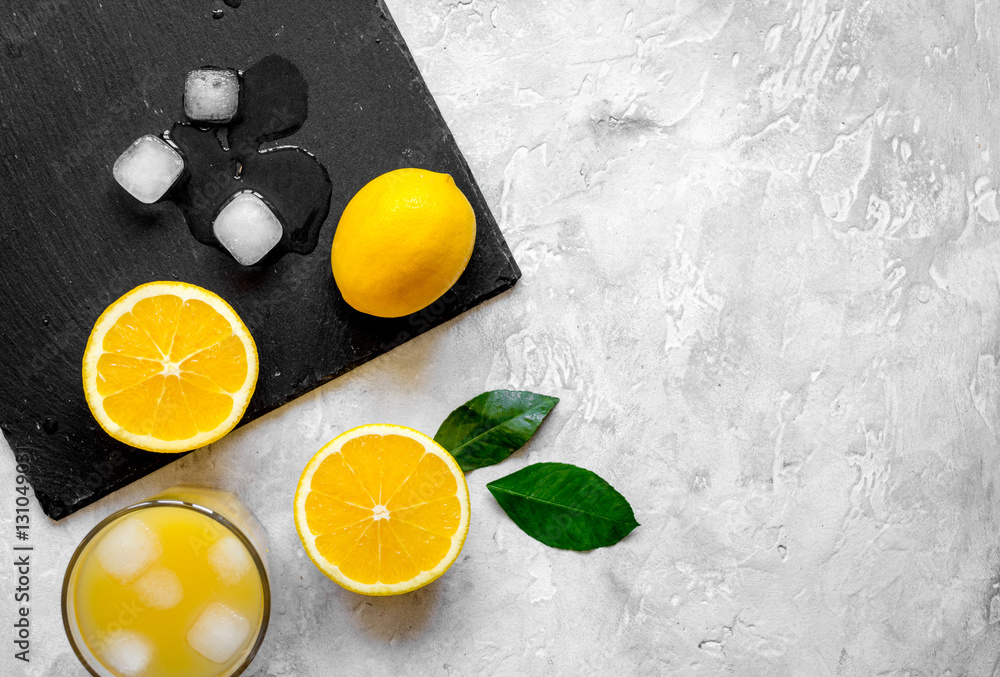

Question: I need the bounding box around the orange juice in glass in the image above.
[62,486,270,677]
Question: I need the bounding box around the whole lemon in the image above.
[331,168,477,318]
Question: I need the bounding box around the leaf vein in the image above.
[488,485,638,527]
[450,402,552,457]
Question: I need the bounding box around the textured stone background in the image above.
[4,0,1000,674]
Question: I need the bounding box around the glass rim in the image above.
[61,497,271,677]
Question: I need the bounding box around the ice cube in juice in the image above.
[64,491,268,677]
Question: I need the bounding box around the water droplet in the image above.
[42,317,50,326]
[224,0,243,7]
[212,9,225,20]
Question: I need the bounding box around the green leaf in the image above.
[487,463,639,551]
[434,390,559,473]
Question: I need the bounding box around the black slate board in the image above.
[0,1,520,519]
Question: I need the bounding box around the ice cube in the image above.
[207,535,253,585]
[184,68,240,123]
[186,601,253,665]
[134,567,183,610]
[212,191,284,266]
[94,517,162,585]
[101,630,153,677]
[113,135,185,204]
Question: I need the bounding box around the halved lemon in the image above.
[82,281,258,453]
[294,424,471,595]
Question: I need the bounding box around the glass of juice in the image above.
[62,486,270,677]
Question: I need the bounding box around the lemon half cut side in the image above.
[294,424,471,596]
[82,281,258,453]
